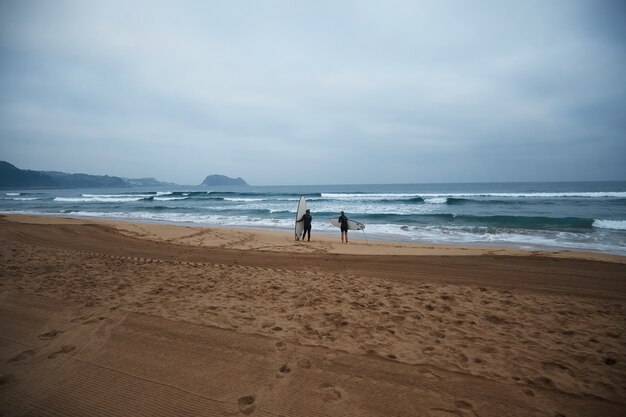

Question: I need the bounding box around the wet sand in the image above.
[1,214,625,416]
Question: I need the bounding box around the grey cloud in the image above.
[1,0,625,185]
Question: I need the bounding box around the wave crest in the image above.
[593,220,626,230]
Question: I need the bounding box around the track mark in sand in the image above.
[319,383,342,402]
[18,239,311,278]
[7,349,36,363]
[38,329,63,340]
[238,395,256,415]
[48,344,76,359]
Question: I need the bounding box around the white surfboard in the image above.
[330,218,365,231]
[294,196,307,240]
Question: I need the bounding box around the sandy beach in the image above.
[1,214,625,416]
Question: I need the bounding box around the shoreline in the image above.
[2,181,625,258]
[1,213,625,416]
[3,213,625,263]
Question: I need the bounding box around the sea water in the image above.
[2,181,625,255]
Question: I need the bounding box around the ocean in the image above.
[2,181,626,255]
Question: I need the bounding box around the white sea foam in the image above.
[467,192,626,198]
[318,202,435,215]
[55,196,146,203]
[2,208,624,255]
[236,200,434,215]
[224,198,265,202]
[400,225,626,254]
[322,192,626,200]
[3,182,625,256]
[593,219,626,230]
[424,197,448,204]
[81,193,155,198]
[154,196,187,201]
[322,193,421,200]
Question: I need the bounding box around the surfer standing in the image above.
[338,211,349,243]
[297,209,312,241]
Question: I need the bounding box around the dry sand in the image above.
[1,214,625,416]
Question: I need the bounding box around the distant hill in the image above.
[0,161,58,188]
[0,161,176,189]
[122,177,178,187]
[201,174,248,186]
[41,170,127,188]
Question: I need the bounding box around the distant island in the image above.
[201,174,248,186]
[0,161,175,189]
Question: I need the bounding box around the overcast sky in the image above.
[1,0,625,185]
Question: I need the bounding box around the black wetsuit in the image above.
[301,213,312,241]
[338,214,349,232]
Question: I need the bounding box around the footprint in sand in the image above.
[454,401,474,411]
[429,410,462,417]
[419,369,441,381]
[532,376,555,388]
[319,383,342,402]
[237,395,256,415]
[322,353,338,366]
[83,316,107,325]
[429,400,477,417]
[297,358,312,369]
[423,346,436,355]
[38,329,63,340]
[0,373,16,386]
[48,345,76,359]
[71,314,93,323]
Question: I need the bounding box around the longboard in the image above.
[294,196,307,240]
[330,218,365,231]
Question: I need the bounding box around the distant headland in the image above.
[0,161,248,189]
